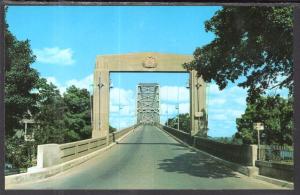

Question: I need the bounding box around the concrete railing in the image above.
[31,124,140,170]
[255,160,294,182]
[157,124,257,166]
[194,137,257,166]
[158,124,193,144]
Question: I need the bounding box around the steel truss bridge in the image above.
[136,83,160,125]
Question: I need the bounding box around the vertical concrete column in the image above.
[190,70,207,136]
[92,69,110,139]
[250,145,258,166]
[36,144,60,168]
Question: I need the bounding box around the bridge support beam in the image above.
[92,69,110,139]
[190,70,207,136]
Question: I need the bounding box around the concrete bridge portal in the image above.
[92,52,207,138]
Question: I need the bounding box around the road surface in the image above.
[6,125,287,189]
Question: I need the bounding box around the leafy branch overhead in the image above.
[184,7,293,102]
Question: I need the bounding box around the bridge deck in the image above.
[6,125,286,189]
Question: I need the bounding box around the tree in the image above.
[184,7,293,102]
[234,95,293,145]
[109,125,117,133]
[33,78,67,144]
[4,16,39,136]
[63,86,92,142]
[165,113,191,133]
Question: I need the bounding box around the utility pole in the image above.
[166,86,169,126]
[177,86,180,131]
[89,84,93,126]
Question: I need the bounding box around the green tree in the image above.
[63,85,92,142]
[234,95,293,145]
[165,113,191,133]
[109,125,117,133]
[5,136,30,168]
[33,78,67,144]
[184,7,293,102]
[4,15,39,136]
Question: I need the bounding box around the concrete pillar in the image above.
[190,70,207,136]
[92,70,110,139]
[250,145,258,166]
[36,144,60,168]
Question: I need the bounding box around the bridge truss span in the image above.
[136,83,160,125]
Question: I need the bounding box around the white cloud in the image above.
[34,47,75,65]
[110,88,135,106]
[45,76,67,94]
[66,74,93,91]
[160,103,189,116]
[206,83,249,137]
[208,98,226,106]
[109,116,136,130]
[160,103,176,115]
[160,86,189,103]
[109,87,136,118]
[179,102,189,113]
[45,74,93,95]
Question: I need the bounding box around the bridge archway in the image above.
[92,52,206,138]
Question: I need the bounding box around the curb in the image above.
[254,175,294,189]
[5,126,139,188]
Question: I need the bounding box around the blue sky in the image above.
[6,6,288,137]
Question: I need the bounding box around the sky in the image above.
[6,6,288,137]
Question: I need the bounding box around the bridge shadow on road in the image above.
[158,151,240,179]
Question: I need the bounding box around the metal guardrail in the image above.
[258,145,294,163]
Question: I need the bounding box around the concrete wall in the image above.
[33,124,139,169]
[194,137,257,166]
[158,124,257,166]
[255,160,294,182]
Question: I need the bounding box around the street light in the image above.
[98,77,104,130]
[177,86,180,131]
[254,122,264,160]
[186,79,190,89]
[109,79,114,89]
[89,84,94,126]
[166,86,169,126]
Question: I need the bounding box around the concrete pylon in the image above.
[190,70,207,136]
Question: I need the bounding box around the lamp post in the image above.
[177,86,180,131]
[254,122,264,160]
[98,77,104,130]
[119,105,123,131]
[89,84,94,126]
[166,86,169,126]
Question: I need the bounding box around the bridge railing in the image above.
[156,123,257,166]
[59,137,107,163]
[32,124,140,170]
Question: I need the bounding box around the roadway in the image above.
[6,125,287,189]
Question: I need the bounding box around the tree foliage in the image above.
[33,78,67,144]
[234,95,293,145]
[4,18,39,136]
[4,11,93,169]
[165,113,191,133]
[63,86,92,142]
[184,7,293,102]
